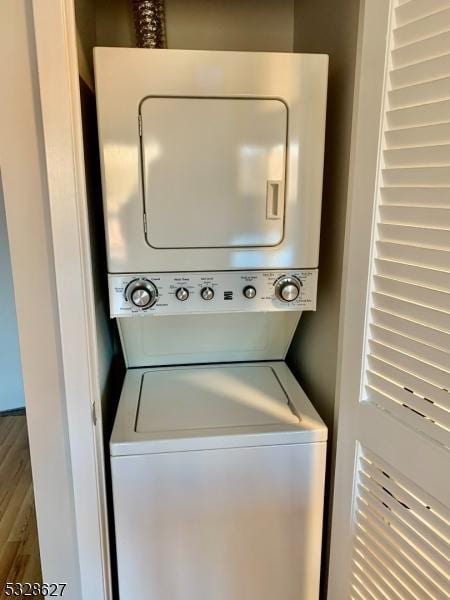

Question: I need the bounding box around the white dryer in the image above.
[111,362,326,600]
[94,48,329,366]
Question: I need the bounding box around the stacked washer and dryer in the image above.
[94,48,328,600]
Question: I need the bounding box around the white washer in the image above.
[111,361,327,600]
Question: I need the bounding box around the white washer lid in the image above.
[136,365,299,434]
[111,362,327,455]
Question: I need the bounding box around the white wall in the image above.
[164,0,293,51]
[0,0,82,595]
[95,0,294,51]
[0,174,25,412]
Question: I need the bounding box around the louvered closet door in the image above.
[328,1,450,599]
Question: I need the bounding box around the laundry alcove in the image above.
[31,0,361,597]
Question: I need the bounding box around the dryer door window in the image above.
[140,97,287,249]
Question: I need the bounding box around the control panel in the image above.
[109,270,318,317]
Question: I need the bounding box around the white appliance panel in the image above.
[141,97,286,249]
[118,312,301,367]
[112,443,325,600]
[109,269,317,317]
[94,48,328,273]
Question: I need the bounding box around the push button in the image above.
[243,286,256,299]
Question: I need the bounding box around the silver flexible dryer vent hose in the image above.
[130,0,166,48]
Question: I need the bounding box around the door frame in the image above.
[31,1,111,598]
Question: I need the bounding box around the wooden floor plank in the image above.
[0,418,16,444]
[0,457,32,548]
[0,542,20,592]
[0,449,30,520]
[0,416,42,597]
[0,418,25,450]
[8,487,34,543]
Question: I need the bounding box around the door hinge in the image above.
[138,114,142,136]
[92,402,97,426]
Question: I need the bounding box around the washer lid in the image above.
[136,365,299,434]
[111,362,327,455]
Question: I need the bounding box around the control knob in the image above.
[175,287,189,301]
[201,287,214,301]
[275,276,301,303]
[126,279,158,309]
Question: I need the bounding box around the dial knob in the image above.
[126,279,158,309]
[243,285,256,299]
[201,287,214,301]
[275,276,301,303]
[176,287,189,301]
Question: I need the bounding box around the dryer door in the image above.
[140,97,287,249]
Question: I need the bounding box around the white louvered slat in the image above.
[352,557,393,600]
[370,324,450,372]
[366,388,450,446]
[353,586,376,600]
[368,355,450,427]
[351,582,374,600]
[379,206,450,228]
[359,471,450,561]
[354,537,415,600]
[393,7,450,47]
[387,99,450,129]
[369,339,449,390]
[372,290,450,332]
[356,504,449,598]
[386,122,450,148]
[390,54,450,89]
[375,259,450,294]
[355,526,442,600]
[392,32,450,69]
[351,449,450,600]
[378,223,450,248]
[367,386,449,445]
[382,166,450,186]
[358,456,450,566]
[388,77,450,110]
[380,187,450,206]
[355,510,448,599]
[384,144,450,166]
[377,240,450,270]
[396,0,450,27]
[371,307,450,353]
[360,457,450,536]
[373,275,450,312]
[367,369,450,429]
[358,492,450,592]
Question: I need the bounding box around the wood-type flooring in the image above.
[0,415,42,599]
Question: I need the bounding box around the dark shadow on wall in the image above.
[286,1,361,598]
